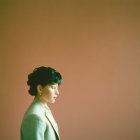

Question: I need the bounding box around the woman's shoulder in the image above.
[21,113,48,133]
[21,110,47,127]
[22,113,44,123]
[22,102,46,121]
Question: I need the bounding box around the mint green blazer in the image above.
[20,97,60,140]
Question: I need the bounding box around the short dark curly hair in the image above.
[27,66,62,96]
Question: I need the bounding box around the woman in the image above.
[20,66,62,140]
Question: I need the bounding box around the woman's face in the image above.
[38,83,60,104]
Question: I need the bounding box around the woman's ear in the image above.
[37,84,43,95]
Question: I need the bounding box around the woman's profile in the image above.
[20,66,62,140]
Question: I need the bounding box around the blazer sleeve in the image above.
[21,114,46,140]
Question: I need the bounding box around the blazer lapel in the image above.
[45,110,60,139]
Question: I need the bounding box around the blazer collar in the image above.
[33,97,60,139]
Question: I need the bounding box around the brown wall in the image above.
[0,1,140,140]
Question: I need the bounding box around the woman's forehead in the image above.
[48,83,58,86]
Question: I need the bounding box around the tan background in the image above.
[0,1,140,140]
